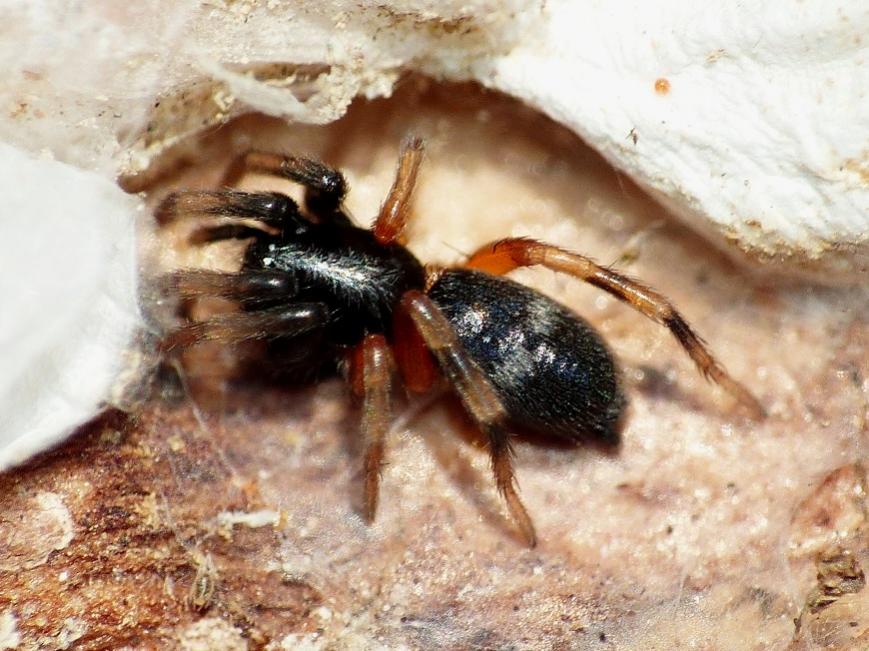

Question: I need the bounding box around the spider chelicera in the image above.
[157,138,763,547]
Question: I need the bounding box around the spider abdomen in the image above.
[428,269,626,444]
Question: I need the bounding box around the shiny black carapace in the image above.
[158,139,763,546]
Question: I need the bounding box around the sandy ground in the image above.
[1,80,867,650]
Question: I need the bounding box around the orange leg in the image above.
[400,290,537,547]
[372,137,424,245]
[348,334,395,522]
[465,238,764,418]
[391,302,438,394]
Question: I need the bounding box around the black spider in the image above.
[157,138,763,546]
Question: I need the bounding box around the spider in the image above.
[157,138,763,547]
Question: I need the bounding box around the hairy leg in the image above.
[464,237,764,418]
[372,137,424,245]
[160,269,297,305]
[187,224,271,245]
[161,303,326,351]
[400,290,537,547]
[348,334,395,522]
[155,189,300,227]
[224,151,350,223]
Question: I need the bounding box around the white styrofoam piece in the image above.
[0,144,140,471]
[477,0,869,277]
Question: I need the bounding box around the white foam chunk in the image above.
[478,0,869,277]
[0,144,140,471]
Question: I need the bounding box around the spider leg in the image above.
[400,290,537,547]
[464,238,764,418]
[187,224,270,245]
[155,189,301,227]
[161,303,326,351]
[160,269,297,306]
[348,334,395,522]
[224,151,351,224]
[372,137,424,245]
[391,301,438,394]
